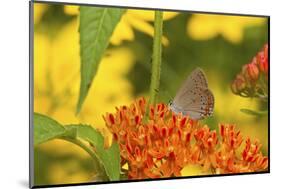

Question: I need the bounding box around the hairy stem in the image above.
[145,10,163,120]
[149,10,163,105]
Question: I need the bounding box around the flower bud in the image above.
[264,44,268,58]
[241,64,248,76]
[247,61,259,81]
[258,52,268,74]
[231,82,239,94]
[232,43,268,99]
[231,74,246,94]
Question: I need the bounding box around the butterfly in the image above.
[168,68,214,120]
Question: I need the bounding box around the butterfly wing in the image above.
[173,68,208,105]
[171,68,214,120]
[181,87,214,119]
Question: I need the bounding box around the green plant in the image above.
[34,8,167,182]
[34,6,268,182]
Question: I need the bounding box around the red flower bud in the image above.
[231,83,238,94]
[231,74,246,94]
[257,44,268,75]
[247,62,259,81]
[231,43,268,98]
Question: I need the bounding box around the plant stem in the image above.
[150,10,163,105]
[62,137,108,179]
[145,10,163,120]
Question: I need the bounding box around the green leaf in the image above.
[240,108,268,116]
[66,125,120,181]
[66,124,103,146]
[96,142,120,181]
[33,113,121,181]
[77,7,125,114]
[34,113,67,145]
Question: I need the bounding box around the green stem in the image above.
[145,10,163,120]
[150,11,163,105]
[61,137,108,179]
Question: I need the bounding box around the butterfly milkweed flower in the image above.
[103,98,268,179]
[231,43,268,99]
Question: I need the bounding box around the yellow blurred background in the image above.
[33,2,268,185]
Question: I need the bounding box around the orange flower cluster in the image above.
[216,125,268,173]
[103,98,268,179]
[231,43,268,98]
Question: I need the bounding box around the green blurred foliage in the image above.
[35,4,75,38]
[34,146,95,185]
[123,13,268,132]
[125,14,268,100]
[34,3,268,185]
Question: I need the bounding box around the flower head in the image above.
[104,97,199,178]
[231,43,268,99]
[215,124,267,173]
[104,98,268,179]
